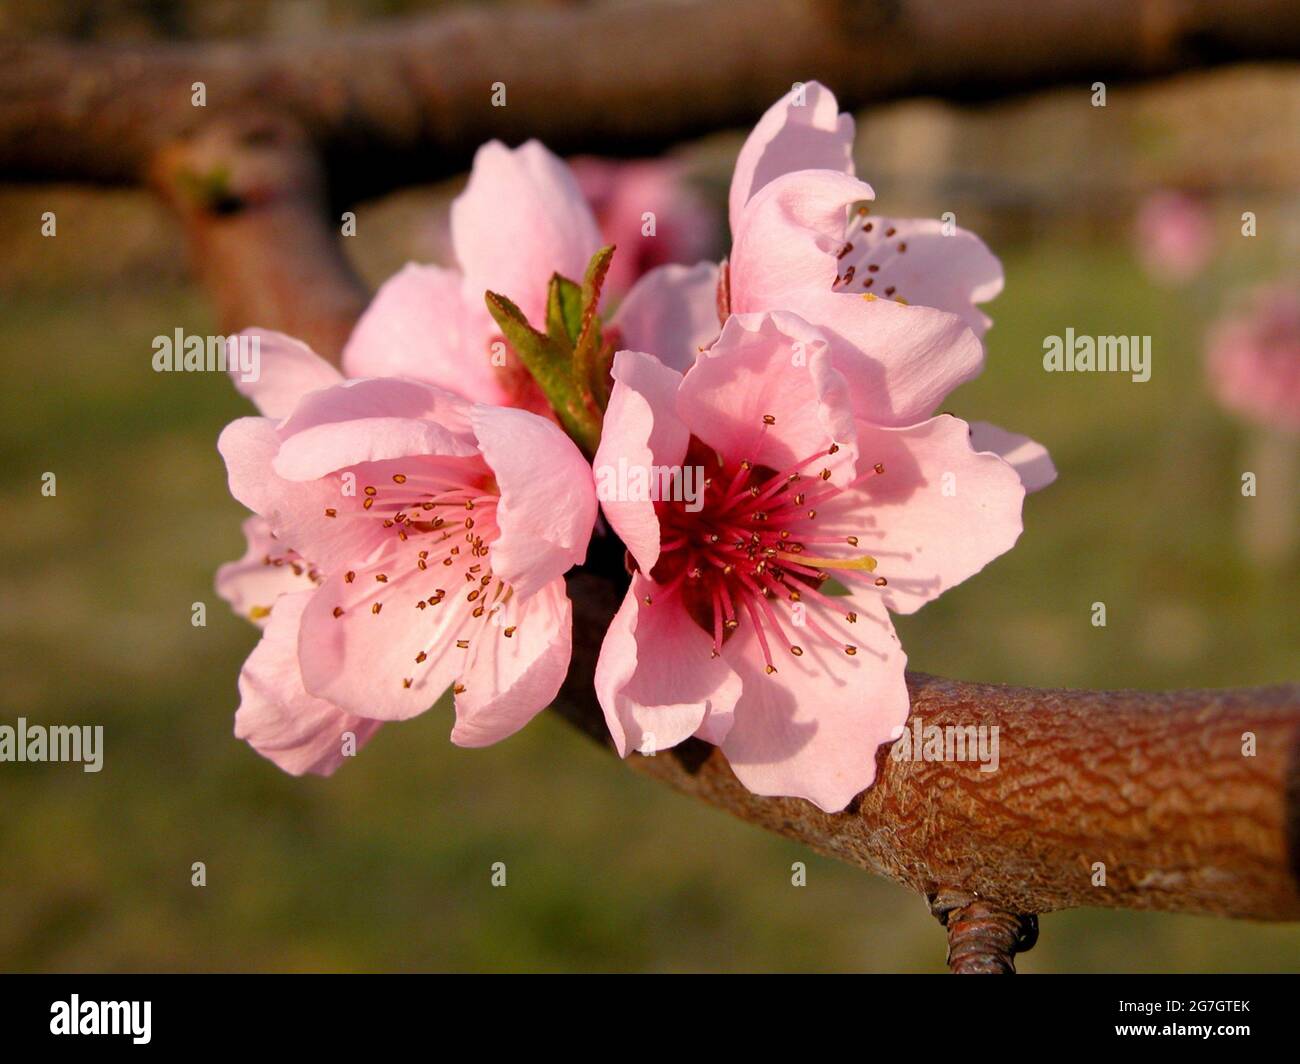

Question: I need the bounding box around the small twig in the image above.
[930,889,1038,974]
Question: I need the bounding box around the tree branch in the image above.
[5,0,1300,203]
[562,567,1300,923]
[149,112,367,360]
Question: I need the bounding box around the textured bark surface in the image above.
[149,113,367,360]
[5,0,1300,203]
[561,568,1300,922]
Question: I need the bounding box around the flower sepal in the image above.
[485,245,618,458]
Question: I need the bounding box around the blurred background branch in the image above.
[3,0,1300,204]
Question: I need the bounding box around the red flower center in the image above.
[647,431,886,674]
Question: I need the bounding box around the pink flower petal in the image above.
[731,169,983,426]
[215,516,316,628]
[272,378,480,482]
[278,376,475,441]
[592,350,690,573]
[835,415,1028,615]
[217,416,283,515]
[225,329,343,419]
[297,558,472,722]
[719,588,907,813]
[968,421,1057,493]
[470,404,597,600]
[677,310,857,472]
[235,590,382,776]
[451,140,603,327]
[451,578,573,747]
[838,215,1003,337]
[218,414,393,574]
[728,80,855,237]
[274,417,481,483]
[613,261,721,372]
[342,262,510,404]
[595,574,743,757]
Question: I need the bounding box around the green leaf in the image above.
[484,291,602,457]
[574,245,616,407]
[545,273,584,346]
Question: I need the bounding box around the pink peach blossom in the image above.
[592,312,1034,811]
[217,357,596,775]
[342,141,687,411]
[617,81,1048,481]
[1206,282,1300,434]
[1134,190,1214,286]
[570,156,719,297]
[723,82,1005,421]
[616,82,1002,380]
[342,139,604,412]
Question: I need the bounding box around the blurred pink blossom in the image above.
[569,156,718,298]
[1206,283,1300,434]
[1133,191,1214,285]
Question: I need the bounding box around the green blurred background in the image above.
[0,1,1297,972]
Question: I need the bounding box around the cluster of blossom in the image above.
[215,83,1054,812]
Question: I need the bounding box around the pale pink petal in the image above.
[731,170,983,425]
[833,416,1027,615]
[613,261,721,373]
[235,590,382,776]
[968,421,1057,493]
[272,378,479,481]
[592,350,689,573]
[838,215,1003,337]
[297,558,471,722]
[827,301,985,426]
[719,589,907,813]
[218,413,389,574]
[274,417,481,482]
[470,405,597,600]
[278,376,474,441]
[215,516,316,628]
[595,574,742,757]
[730,169,873,313]
[451,140,603,326]
[451,578,573,747]
[217,416,283,515]
[677,311,857,472]
[225,329,343,419]
[342,263,510,405]
[729,81,855,236]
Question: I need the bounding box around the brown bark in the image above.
[561,569,1300,924]
[148,112,367,359]
[5,0,1300,203]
